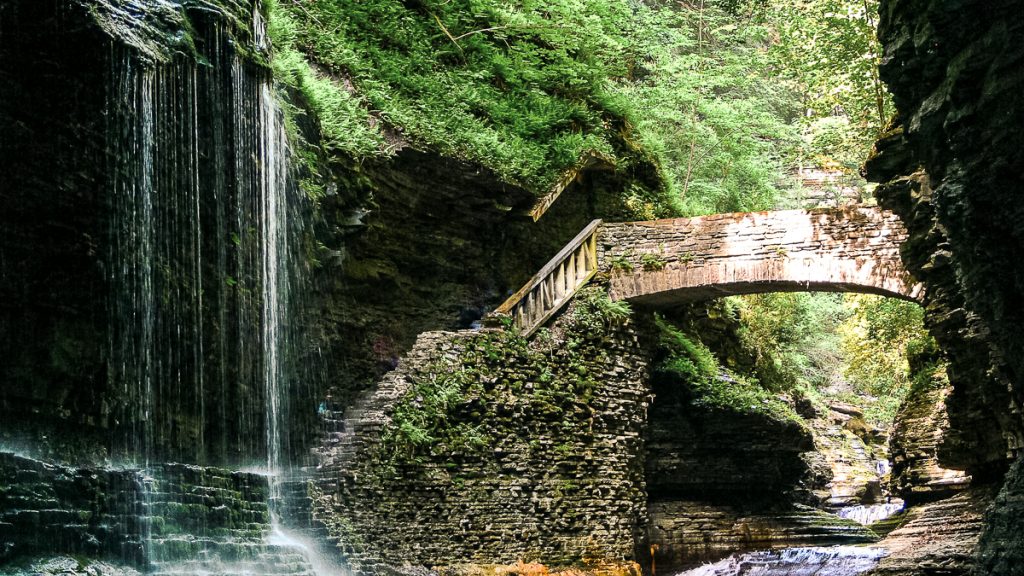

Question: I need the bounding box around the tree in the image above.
[616,1,801,215]
[767,0,893,170]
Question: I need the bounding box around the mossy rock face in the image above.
[81,0,259,63]
[0,452,296,571]
[868,511,909,539]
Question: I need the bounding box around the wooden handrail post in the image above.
[490,219,602,337]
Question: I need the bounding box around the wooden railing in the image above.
[492,219,602,337]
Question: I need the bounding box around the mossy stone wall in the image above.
[0,453,279,571]
[312,294,650,575]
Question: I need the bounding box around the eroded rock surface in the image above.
[810,405,890,509]
[888,366,969,504]
[865,486,995,576]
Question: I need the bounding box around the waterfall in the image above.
[105,27,303,468]
[836,502,904,526]
[261,81,288,488]
[107,49,157,464]
[102,4,332,573]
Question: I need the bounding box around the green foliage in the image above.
[566,287,632,337]
[767,0,893,172]
[265,0,890,217]
[609,254,634,273]
[265,0,857,214]
[383,364,489,462]
[268,0,642,194]
[909,360,947,396]
[616,3,801,215]
[266,0,386,157]
[838,294,934,424]
[731,293,933,427]
[732,292,849,391]
[653,314,802,423]
[640,252,667,271]
[655,314,719,383]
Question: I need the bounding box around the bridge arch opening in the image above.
[638,290,940,572]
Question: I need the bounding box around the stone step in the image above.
[150,546,317,573]
[148,536,302,562]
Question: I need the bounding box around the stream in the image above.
[676,546,888,576]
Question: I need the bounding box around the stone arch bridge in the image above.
[495,206,922,336]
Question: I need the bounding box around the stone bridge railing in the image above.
[496,206,921,336]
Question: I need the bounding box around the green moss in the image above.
[265,0,660,197]
[563,287,632,342]
[654,314,804,425]
[85,0,259,64]
[376,290,630,473]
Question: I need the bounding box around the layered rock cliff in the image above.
[868,0,1024,571]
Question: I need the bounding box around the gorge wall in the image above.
[0,451,321,574]
[868,0,1024,572]
[0,0,325,466]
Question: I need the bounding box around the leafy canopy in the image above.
[266,0,842,216]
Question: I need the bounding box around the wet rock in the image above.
[0,556,141,576]
[810,408,890,509]
[868,0,1024,476]
[888,367,970,504]
[864,486,996,575]
[675,545,887,576]
[646,501,878,570]
[0,452,323,574]
[976,455,1024,575]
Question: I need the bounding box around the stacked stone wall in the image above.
[0,453,148,565]
[312,295,650,575]
[0,453,309,573]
